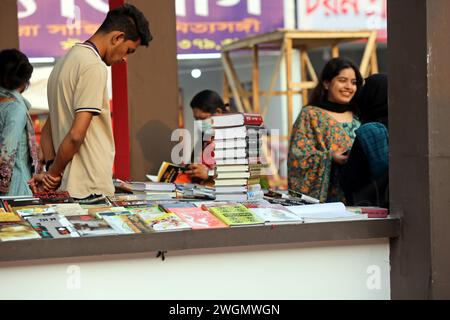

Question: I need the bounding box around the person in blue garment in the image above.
[0,48,41,196]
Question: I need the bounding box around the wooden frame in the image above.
[221,29,379,185]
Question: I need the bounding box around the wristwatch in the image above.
[207,168,215,177]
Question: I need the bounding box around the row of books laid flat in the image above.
[0,191,389,242]
[210,113,266,202]
[0,195,319,241]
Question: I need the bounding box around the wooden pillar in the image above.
[126,0,179,179]
[284,38,294,135]
[0,0,19,50]
[252,45,260,113]
[389,0,450,299]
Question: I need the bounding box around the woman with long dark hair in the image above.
[288,57,363,202]
[0,49,39,196]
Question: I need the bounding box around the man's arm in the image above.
[48,111,94,177]
[40,118,56,165]
[38,112,94,191]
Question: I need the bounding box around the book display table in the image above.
[0,218,399,299]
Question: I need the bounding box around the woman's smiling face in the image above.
[325,67,357,105]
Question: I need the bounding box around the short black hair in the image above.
[190,90,229,113]
[0,49,33,91]
[309,57,363,108]
[97,4,152,46]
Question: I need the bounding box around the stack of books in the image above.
[210,113,265,202]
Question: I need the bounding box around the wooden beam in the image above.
[359,30,378,78]
[331,43,340,58]
[300,47,309,106]
[222,53,245,113]
[222,72,230,106]
[285,38,294,134]
[261,42,286,117]
[252,45,260,113]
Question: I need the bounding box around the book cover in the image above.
[5,197,43,207]
[127,205,164,215]
[211,113,263,128]
[159,202,197,212]
[26,214,80,238]
[157,161,191,184]
[244,203,304,225]
[102,214,143,234]
[168,207,228,230]
[12,205,56,217]
[346,206,389,218]
[206,204,264,227]
[66,215,118,237]
[33,191,74,204]
[0,221,41,241]
[137,211,192,232]
[0,212,22,222]
[49,203,88,216]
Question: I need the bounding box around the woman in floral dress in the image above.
[0,49,39,196]
[288,58,363,202]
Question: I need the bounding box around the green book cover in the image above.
[208,204,264,227]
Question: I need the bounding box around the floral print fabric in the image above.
[0,87,39,196]
[288,106,360,202]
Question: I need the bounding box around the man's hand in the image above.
[185,164,209,181]
[28,172,62,193]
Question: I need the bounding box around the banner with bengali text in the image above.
[175,0,285,55]
[297,0,387,41]
[18,0,108,58]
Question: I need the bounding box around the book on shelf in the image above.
[213,125,265,140]
[128,181,176,192]
[3,197,43,208]
[211,113,263,128]
[66,215,118,237]
[214,190,264,202]
[102,214,143,234]
[158,202,197,212]
[168,207,228,230]
[48,203,88,216]
[12,205,56,217]
[244,203,304,225]
[287,202,365,222]
[214,157,262,165]
[214,177,260,187]
[213,148,259,160]
[346,206,389,218]
[213,138,261,150]
[127,205,164,215]
[0,211,22,222]
[215,171,251,180]
[26,214,80,238]
[33,191,74,204]
[0,221,41,241]
[137,211,192,232]
[205,204,264,227]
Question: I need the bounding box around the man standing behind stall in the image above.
[30,4,152,200]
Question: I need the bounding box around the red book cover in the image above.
[361,207,389,218]
[243,113,263,126]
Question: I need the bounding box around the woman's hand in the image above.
[332,150,349,165]
[185,164,209,181]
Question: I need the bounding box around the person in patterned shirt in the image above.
[288,57,363,202]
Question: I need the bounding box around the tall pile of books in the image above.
[210,113,265,202]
